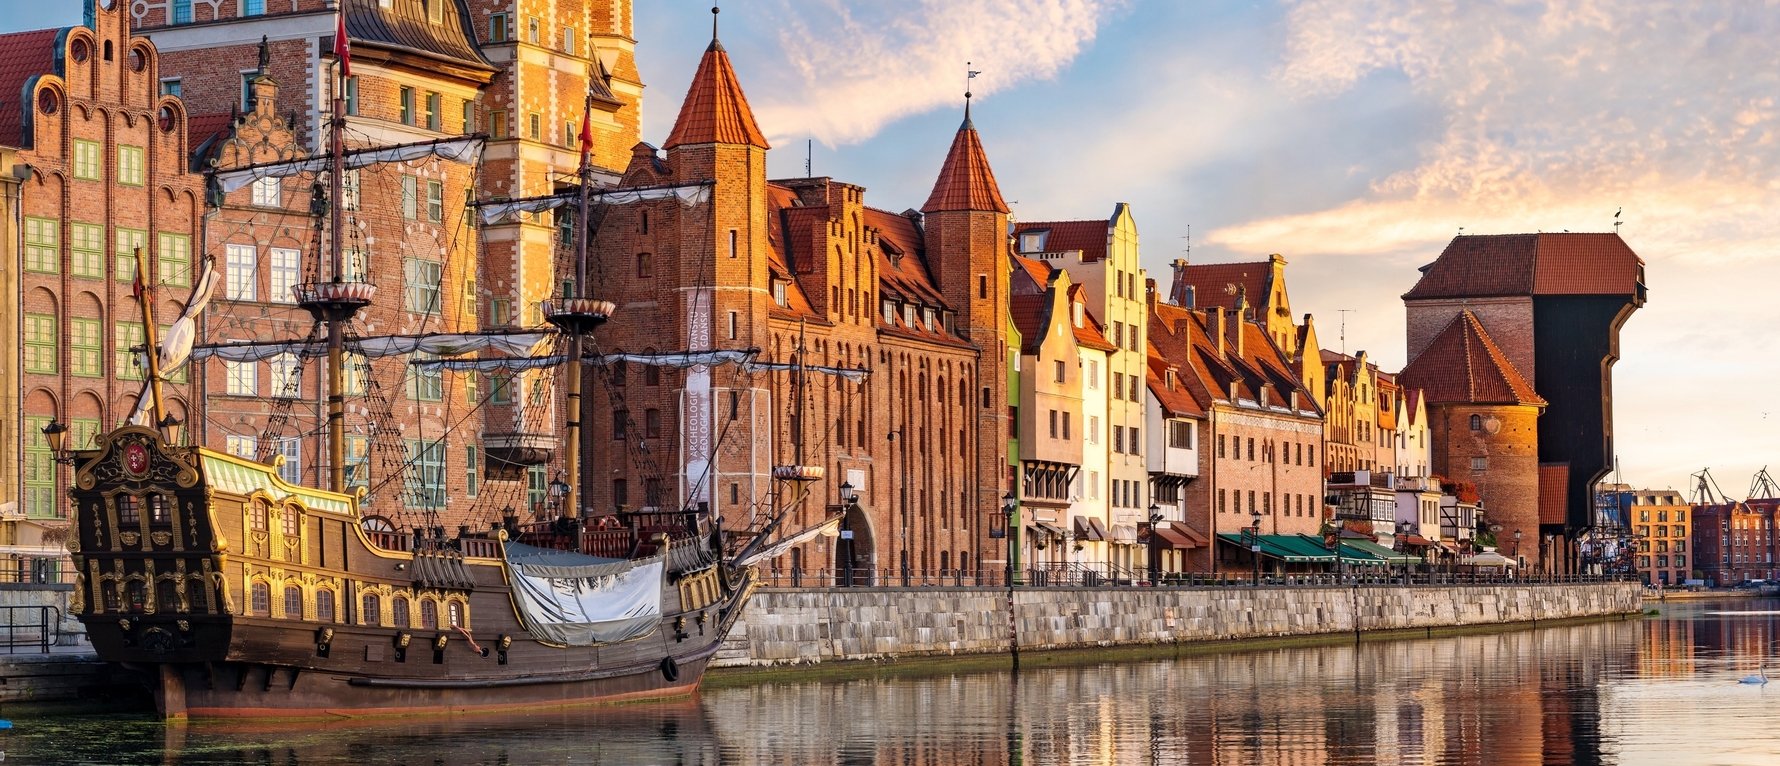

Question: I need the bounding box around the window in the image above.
[563,26,576,54]
[461,100,475,133]
[645,365,660,387]
[528,113,542,141]
[527,16,540,44]
[1470,456,1488,471]
[405,440,446,508]
[225,360,255,396]
[404,258,442,314]
[490,110,508,139]
[118,146,144,186]
[160,78,182,97]
[240,71,257,110]
[267,247,299,303]
[284,585,303,619]
[398,174,419,219]
[564,121,576,146]
[465,446,479,497]
[275,438,301,485]
[111,322,144,381]
[1169,421,1192,449]
[490,13,509,41]
[1048,410,1058,439]
[772,281,788,307]
[224,434,256,456]
[343,76,359,116]
[270,353,300,397]
[1469,414,1482,431]
[24,217,57,273]
[729,229,739,258]
[407,355,443,401]
[250,176,280,207]
[362,593,382,627]
[392,597,410,628]
[727,311,738,340]
[73,139,101,181]
[1062,413,1071,441]
[426,180,444,223]
[158,232,190,286]
[70,318,102,377]
[613,409,629,441]
[399,87,415,125]
[425,92,440,131]
[489,372,513,404]
[1053,360,1065,383]
[250,582,269,616]
[23,314,56,374]
[225,243,256,300]
[70,222,103,278]
[613,479,629,508]
[645,409,662,439]
[344,436,370,491]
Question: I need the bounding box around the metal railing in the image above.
[0,605,61,653]
[0,555,75,585]
[753,565,1636,589]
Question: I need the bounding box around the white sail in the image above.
[210,136,484,193]
[126,255,221,426]
[189,331,551,363]
[731,513,846,568]
[477,183,712,224]
[743,361,871,382]
[417,349,757,373]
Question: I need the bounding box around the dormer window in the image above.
[882,300,895,324]
[1072,303,1084,328]
[1019,231,1046,253]
[904,304,916,328]
[923,308,936,332]
[771,281,788,308]
[1165,369,1177,389]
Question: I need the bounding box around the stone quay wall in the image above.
[713,583,1642,667]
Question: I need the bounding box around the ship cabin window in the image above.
[251,582,270,616]
[157,580,178,613]
[147,494,170,526]
[117,495,141,527]
[284,585,304,619]
[316,590,336,623]
[363,594,381,626]
[127,581,147,613]
[448,601,463,628]
[186,580,208,613]
[420,599,439,630]
[282,506,301,539]
[250,499,269,531]
[392,596,411,628]
[102,583,121,612]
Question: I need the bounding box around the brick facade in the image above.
[1425,404,1542,562]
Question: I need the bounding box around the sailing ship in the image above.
[55,15,844,720]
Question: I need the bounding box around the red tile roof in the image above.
[1011,253,1052,290]
[0,29,62,147]
[921,116,1008,213]
[1403,233,1644,300]
[1169,261,1272,312]
[1009,293,1051,354]
[1070,289,1118,353]
[1147,354,1205,418]
[1398,311,1546,407]
[664,40,768,150]
[1012,219,1108,262]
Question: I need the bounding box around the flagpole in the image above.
[561,65,596,520]
[325,6,350,493]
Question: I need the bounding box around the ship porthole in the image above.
[660,656,680,683]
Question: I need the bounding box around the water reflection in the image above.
[8,601,1780,765]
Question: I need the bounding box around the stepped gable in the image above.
[344,0,493,70]
[1012,219,1109,262]
[921,112,1008,213]
[0,28,65,146]
[1399,310,1546,406]
[1171,261,1272,313]
[663,36,768,149]
[1403,232,1643,300]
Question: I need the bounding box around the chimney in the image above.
[1169,258,1192,306]
[1229,308,1245,357]
[1212,308,1226,356]
[1145,277,1157,311]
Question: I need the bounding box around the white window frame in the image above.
[269,247,299,304]
[225,243,257,301]
[251,176,280,207]
[270,353,301,398]
[225,359,256,396]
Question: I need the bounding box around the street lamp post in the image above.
[1147,504,1164,587]
[1513,528,1525,575]
[995,492,1020,670]
[1245,510,1264,585]
[839,481,859,587]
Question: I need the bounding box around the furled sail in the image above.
[188,331,550,362]
[416,348,757,373]
[126,254,221,426]
[742,361,871,382]
[731,513,845,568]
[503,542,663,645]
[210,136,484,193]
[476,182,712,225]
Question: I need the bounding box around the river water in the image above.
[4,599,1777,765]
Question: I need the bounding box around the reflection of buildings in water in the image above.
[1639,618,1698,677]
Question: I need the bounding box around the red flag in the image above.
[131,264,145,301]
[334,11,351,78]
[578,107,593,163]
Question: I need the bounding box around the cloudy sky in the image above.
[16,1,1776,497]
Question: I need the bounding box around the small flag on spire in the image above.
[334,11,351,78]
[578,107,593,163]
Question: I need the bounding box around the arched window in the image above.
[420,599,439,629]
[1469,414,1482,431]
[156,579,178,613]
[249,581,270,616]
[448,600,464,628]
[283,585,304,619]
[363,593,382,626]
[186,579,208,612]
[249,499,269,531]
[126,581,147,613]
[316,590,336,623]
[282,506,301,538]
[392,596,410,628]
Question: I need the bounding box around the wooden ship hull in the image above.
[69,426,756,719]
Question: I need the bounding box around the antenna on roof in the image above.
[1337,309,1355,356]
[1181,224,1192,264]
[806,137,812,178]
[712,6,720,40]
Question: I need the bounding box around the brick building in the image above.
[0,3,204,521]
[1404,233,1646,572]
[1398,310,1546,565]
[571,31,1013,584]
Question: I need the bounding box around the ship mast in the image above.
[543,66,615,520]
[294,10,373,495]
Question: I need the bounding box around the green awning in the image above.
[1338,538,1419,565]
[1217,533,1334,563]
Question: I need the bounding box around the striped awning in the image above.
[200,451,353,514]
